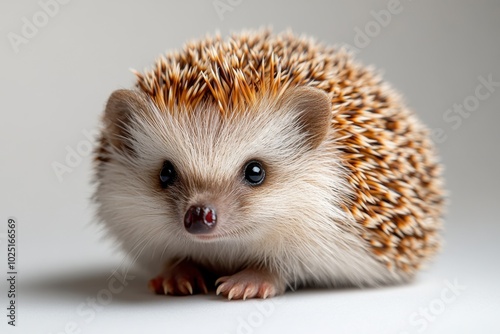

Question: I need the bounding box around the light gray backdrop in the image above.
[1,1,499,333]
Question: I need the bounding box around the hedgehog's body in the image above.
[94,30,445,299]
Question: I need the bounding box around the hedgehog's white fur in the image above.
[95,91,405,290]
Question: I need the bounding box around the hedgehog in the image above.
[93,29,445,300]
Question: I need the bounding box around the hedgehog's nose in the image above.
[184,206,217,234]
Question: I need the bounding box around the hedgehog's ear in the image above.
[103,89,150,151]
[280,86,332,149]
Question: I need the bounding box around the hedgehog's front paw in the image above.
[215,268,285,300]
[148,260,207,296]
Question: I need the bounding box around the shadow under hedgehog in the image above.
[93,30,445,300]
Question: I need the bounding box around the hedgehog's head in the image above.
[95,86,349,256]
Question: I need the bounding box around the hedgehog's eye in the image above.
[244,161,265,186]
[159,160,177,188]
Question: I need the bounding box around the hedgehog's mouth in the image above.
[188,232,227,242]
[186,225,253,243]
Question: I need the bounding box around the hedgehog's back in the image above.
[135,30,351,113]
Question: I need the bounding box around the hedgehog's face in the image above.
[96,87,347,252]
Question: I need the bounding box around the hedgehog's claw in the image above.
[149,260,206,296]
[215,268,284,300]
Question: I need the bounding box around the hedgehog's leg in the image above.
[148,260,207,296]
[215,268,285,300]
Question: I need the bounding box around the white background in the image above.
[1,0,499,333]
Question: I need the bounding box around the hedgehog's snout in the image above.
[184,205,217,234]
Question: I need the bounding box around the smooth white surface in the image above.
[1,218,499,334]
[1,0,499,333]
